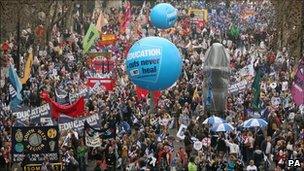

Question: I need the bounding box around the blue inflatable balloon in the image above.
[126,37,182,91]
[150,3,177,29]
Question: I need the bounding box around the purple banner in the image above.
[291,59,304,106]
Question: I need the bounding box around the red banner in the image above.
[87,78,115,91]
[40,91,85,120]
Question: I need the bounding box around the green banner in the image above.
[83,24,100,54]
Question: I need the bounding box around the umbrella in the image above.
[203,115,226,125]
[211,123,234,132]
[242,118,268,128]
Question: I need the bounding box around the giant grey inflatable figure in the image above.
[202,43,230,114]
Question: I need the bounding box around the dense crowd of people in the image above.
[0,0,304,171]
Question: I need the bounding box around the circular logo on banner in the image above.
[15,143,24,153]
[193,141,203,151]
[47,128,57,139]
[15,129,23,142]
[29,133,42,147]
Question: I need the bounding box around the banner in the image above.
[291,59,304,106]
[12,126,60,163]
[8,64,23,109]
[98,34,117,46]
[87,78,115,91]
[83,24,100,54]
[58,113,100,132]
[85,132,102,148]
[119,1,131,33]
[188,8,208,22]
[40,91,85,120]
[12,103,51,123]
[24,163,62,171]
[20,53,33,84]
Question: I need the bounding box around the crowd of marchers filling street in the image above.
[0,0,303,171]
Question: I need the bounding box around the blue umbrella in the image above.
[211,123,234,132]
[242,118,268,128]
[203,115,226,125]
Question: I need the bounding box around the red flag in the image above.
[40,91,85,120]
[119,1,131,33]
[135,86,161,106]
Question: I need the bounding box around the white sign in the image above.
[176,124,188,139]
[228,80,249,93]
[85,132,102,147]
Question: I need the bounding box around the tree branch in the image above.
[51,2,74,27]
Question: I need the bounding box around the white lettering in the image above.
[127,48,161,60]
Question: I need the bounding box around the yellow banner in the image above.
[20,53,33,84]
[188,8,208,22]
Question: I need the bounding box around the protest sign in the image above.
[12,126,59,163]
[87,78,115,91]
[239,64,255,77]
[24,163,62,171]
[188,8,208,22]
[176,124,187,139]
[98,34,117,46]
[228,80,250,94]
[85,132,102,148]
[69,88,88,103]
[58,113,100,132]
[12,104,51,122]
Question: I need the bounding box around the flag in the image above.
[291,58,304,106]
[252,68,262,110]
[20,52,33,84]
[40,91,85,120]
[119,1,131,34]
[96,11,108,32]
[135,86,161,106]
[8,65,22,109]
[83,24,100,54]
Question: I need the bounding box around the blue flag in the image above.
[8,65,22,109]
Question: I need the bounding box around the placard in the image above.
[176,124,188,139]
[188,8,208,22]
[98,34,117,46]
[12,126,59,163]
[87,78,115,91]
[24,163,62,171]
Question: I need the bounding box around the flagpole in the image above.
[149,91,155,114]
